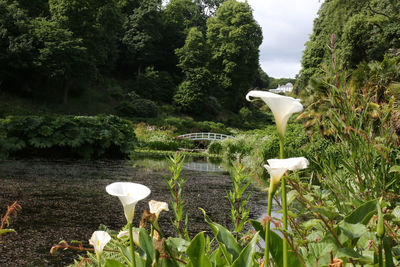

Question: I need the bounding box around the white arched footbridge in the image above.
[177,132,233,141]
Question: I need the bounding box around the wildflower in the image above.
[246,91,303,137]
[149,200,169,219]
[106,182,151,223]
[89,231,111,256]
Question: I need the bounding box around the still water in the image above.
[0,155,268,266]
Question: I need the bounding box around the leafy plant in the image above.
[0,115,137,159]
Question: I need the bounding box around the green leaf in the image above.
[231,232,259,267]
[249,220,302,267]
[389,165,400,173]
[210,247,229,267]
[201,208,241,263]
[165,237,190,253]
[344,199,377,225]
[139,228,155,266]
[336,248,372,263]
[309,241,335,259]
[384,236,395,267]
[0,229,16,235]
[269,230,302,267]
[338,222,367,240]
[104,259,126,267]
[186,232,212,267]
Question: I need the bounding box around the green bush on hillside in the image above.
[115,92,158,118]
[0,115,137,159]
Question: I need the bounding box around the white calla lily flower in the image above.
[264,157,309,187]
[89,231,111,256]
[117,230,140,247]
[106,182,151,223]
[246,90,303,137]
[149,200,169,219]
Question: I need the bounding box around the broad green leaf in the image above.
[384,236,395,267]
[338,222,367,240]
[336,248,372,263]
[249,220,302,267]
[186,232,212,267]
[344,199,377,225]
[116,243,132,265]
[210,247,229,267]
[309,241,335,259]
[232,232,259,267]
[201,208,241,262]
[269,230,302,267]
[165,237,190,253]
[312,207,339,220]
[139,228,155,266]
[104,259,126,267]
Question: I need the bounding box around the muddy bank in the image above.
[0,159,267,266]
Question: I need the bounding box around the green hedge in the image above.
[0,115,137,159]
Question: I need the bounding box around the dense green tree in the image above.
[122,0,163,75]
[297,0,400,91]
[0,0,36,94]
[48,0,123,72]
[174,27,212,114]
[206,0,262,111]
[30,17,88,104]
[253,67,269,89]
[134,67,176,102]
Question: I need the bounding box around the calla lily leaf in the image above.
[104,259,126,267]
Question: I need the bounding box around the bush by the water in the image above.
[146,116,231,135]
[134,122,195,151]
[0,115,137,159]
[115,92,158,118]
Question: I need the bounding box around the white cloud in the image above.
[243,0,322,78]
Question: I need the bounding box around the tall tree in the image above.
[0,0,36,93]
[206,0,262,111]
[174,27,212,114]
[122,0,163,75]
[297,0,400,91]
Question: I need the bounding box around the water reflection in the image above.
[131,153,227,173]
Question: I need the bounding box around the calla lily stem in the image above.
[129,223,136,267]
[279,136,288,267]
[264,187,274,266]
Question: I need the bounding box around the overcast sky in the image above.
[244,0,322,78]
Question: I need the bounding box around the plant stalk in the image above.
[378,237,384,267]
[279,136,288,267]
[265,188,274,267]
[129,223,136,267]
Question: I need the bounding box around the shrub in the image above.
[115,92,158,118]
[0,115,137,159]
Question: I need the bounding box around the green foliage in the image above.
[0,115,137,159]
[116,92,158,118]
[165,153,189,240]
[206,0,262,111]
[226,163,252,241]
[297,0,400,91]
[135,67,176,103]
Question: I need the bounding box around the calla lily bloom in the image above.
[117,230,140,247]
[106,182,151,223]
[264,157,309,188]
[246,90,303,137]
[89,231,111,256]
[149,200,169,219]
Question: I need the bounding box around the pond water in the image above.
[0,156,269,266]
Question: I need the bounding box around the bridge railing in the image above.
[177,132,233,141]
